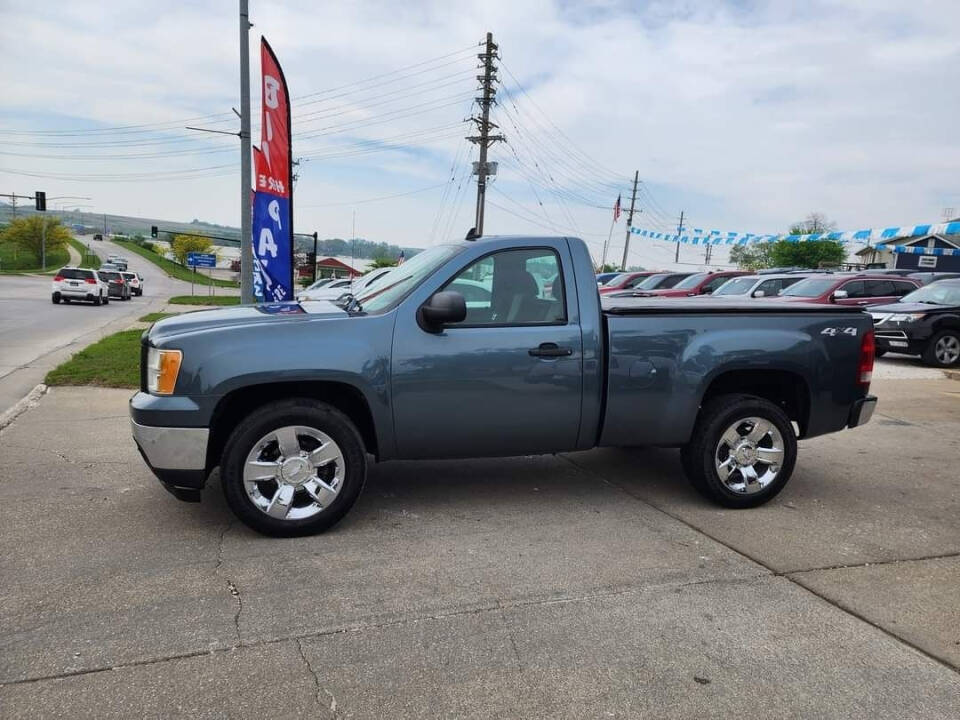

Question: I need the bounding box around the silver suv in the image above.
[51,267,110,306]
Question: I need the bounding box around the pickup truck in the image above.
[131,235,878,536]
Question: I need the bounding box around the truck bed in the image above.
[601,296,866,314]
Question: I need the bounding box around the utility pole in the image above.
[704,238,712,266]
[239,0,254,303]
[466,32,504,237]
[619,170,640,270]
[674,210,685,264]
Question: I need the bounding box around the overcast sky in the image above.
[2,0,959,268]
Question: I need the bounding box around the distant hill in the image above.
[0,202,419,261]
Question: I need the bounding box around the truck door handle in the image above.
[529,343,573,358]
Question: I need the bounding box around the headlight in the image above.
[147,347,182,395]
[889,313,925,323]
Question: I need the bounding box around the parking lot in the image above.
[0,368,958,718]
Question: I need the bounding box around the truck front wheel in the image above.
[220,399,367,536]
[680,394,797,508]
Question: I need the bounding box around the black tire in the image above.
[680,394,797,509]
[103,295,109,305]
[52,293,60,304]
[93,293,102,306]
[921,330,960,368]
[220,399,367,537]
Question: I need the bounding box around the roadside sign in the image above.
[187,252,217,268]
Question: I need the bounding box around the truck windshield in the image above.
[781,278,840,297]
[713,277,757,295]
[355,245,463,313]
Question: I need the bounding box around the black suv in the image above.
[870,279,960,367]
[97,270,132,300]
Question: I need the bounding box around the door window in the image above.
[864,280,895,297]
[756,279,781,295]
[443,249,566,326]
[840,280,867,298]
[891,281,917,297]
[702,275,733,293]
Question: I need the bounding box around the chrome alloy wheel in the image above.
[714,416,785,495]
[935,335,960,365]
[243,425,345,521]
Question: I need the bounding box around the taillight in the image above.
[858,330,875,389]
[85,278,97,284]
[54,275,64,282]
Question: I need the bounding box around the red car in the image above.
[774,274,921,306]
[631,270,749,298]
[598,271,659,295]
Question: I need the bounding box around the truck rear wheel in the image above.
[220,399,367,537]
[680,394,797,508]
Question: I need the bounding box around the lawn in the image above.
[45,329,142,389]
[68,238,101,269]
[112,239,239,288]
[0,241,70,273]
[139,312,180,323]
[168,295,241,306]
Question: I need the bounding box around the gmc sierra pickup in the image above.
[131,235,877,536]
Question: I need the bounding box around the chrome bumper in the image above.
[131,419,208,470]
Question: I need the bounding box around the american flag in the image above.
[613,194,622,223]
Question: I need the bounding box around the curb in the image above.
[0,384,48,433]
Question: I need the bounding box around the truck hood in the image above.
[147,300,347,343]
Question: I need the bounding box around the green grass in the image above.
[168,295,241,306]
[139,311,180,323]
[45,329,142,389]
[0,241,70,273]
[68,238,101,269]
[112,239,239,288]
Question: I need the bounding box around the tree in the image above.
[370,256,398,269]
[598,263,620,273]
[0,215,71,260]
[729,242,774,270]
[772,212,845,268]
[170,234,213,265]
[789,212,837,236]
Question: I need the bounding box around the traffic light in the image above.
[151,226,158,238]
[35,191,46,212]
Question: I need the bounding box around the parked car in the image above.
[97,269,132,300]
[605,272,696,297]
[712,273,811,299]
[596,272,620,285]
[131,235,877,536]
[774,274,920,306]
[51,267,110,306]
[298,268,394,302]
[869,279,960,367]
[631,270,749,298]
[907,272,960,286]
[121,271,144,296]
[597,271,659,295]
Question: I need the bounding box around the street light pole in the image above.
[239,0,254,303]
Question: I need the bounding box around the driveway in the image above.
[0,375,957,718]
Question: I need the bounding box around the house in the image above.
[313,257,361,280]
[860,219,960,273]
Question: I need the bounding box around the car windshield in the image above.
[604,273,632,286]
[305,278,333,291]
[355,245,462,313]
[899,283,960,306]
[713,277,757,296]
[673,273,709,290]
[781,277,840,297]
[121,272,136,280]
[634,274,669,290]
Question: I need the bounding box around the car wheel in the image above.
[52,293,60,304]
[680,394,797,508]
[93,293,102,306]
[103,295,109,305]
[220,399,367,537]
[922,330,960,367]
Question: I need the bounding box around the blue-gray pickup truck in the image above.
[131,235,877,536]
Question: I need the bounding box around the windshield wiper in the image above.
[335,292,363,313]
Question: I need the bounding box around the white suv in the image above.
[121,271,143,296]
[52,267,110,306]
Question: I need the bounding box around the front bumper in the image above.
[131,419,209,501]
[848,395,877,428]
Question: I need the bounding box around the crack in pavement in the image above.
[495,599,524,671]
[784,551,960,576]
[296,638,338,719]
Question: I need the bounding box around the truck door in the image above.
[391,245,583,458]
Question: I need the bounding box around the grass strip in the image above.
[168,295,241,306]
[139,312,180,323]
[68,238,101,268]
[45,329,142,389]
[112,239,239,288]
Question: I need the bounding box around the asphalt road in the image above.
[0,376,957,718]
[0,238,192,414]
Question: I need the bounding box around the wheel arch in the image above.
[206,380,379,472]
[699,369,811,437]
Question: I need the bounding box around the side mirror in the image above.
[418,291,466,333]
[752,290,765,298]
[831,289,848,301]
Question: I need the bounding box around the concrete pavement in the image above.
[0,376,957,718]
